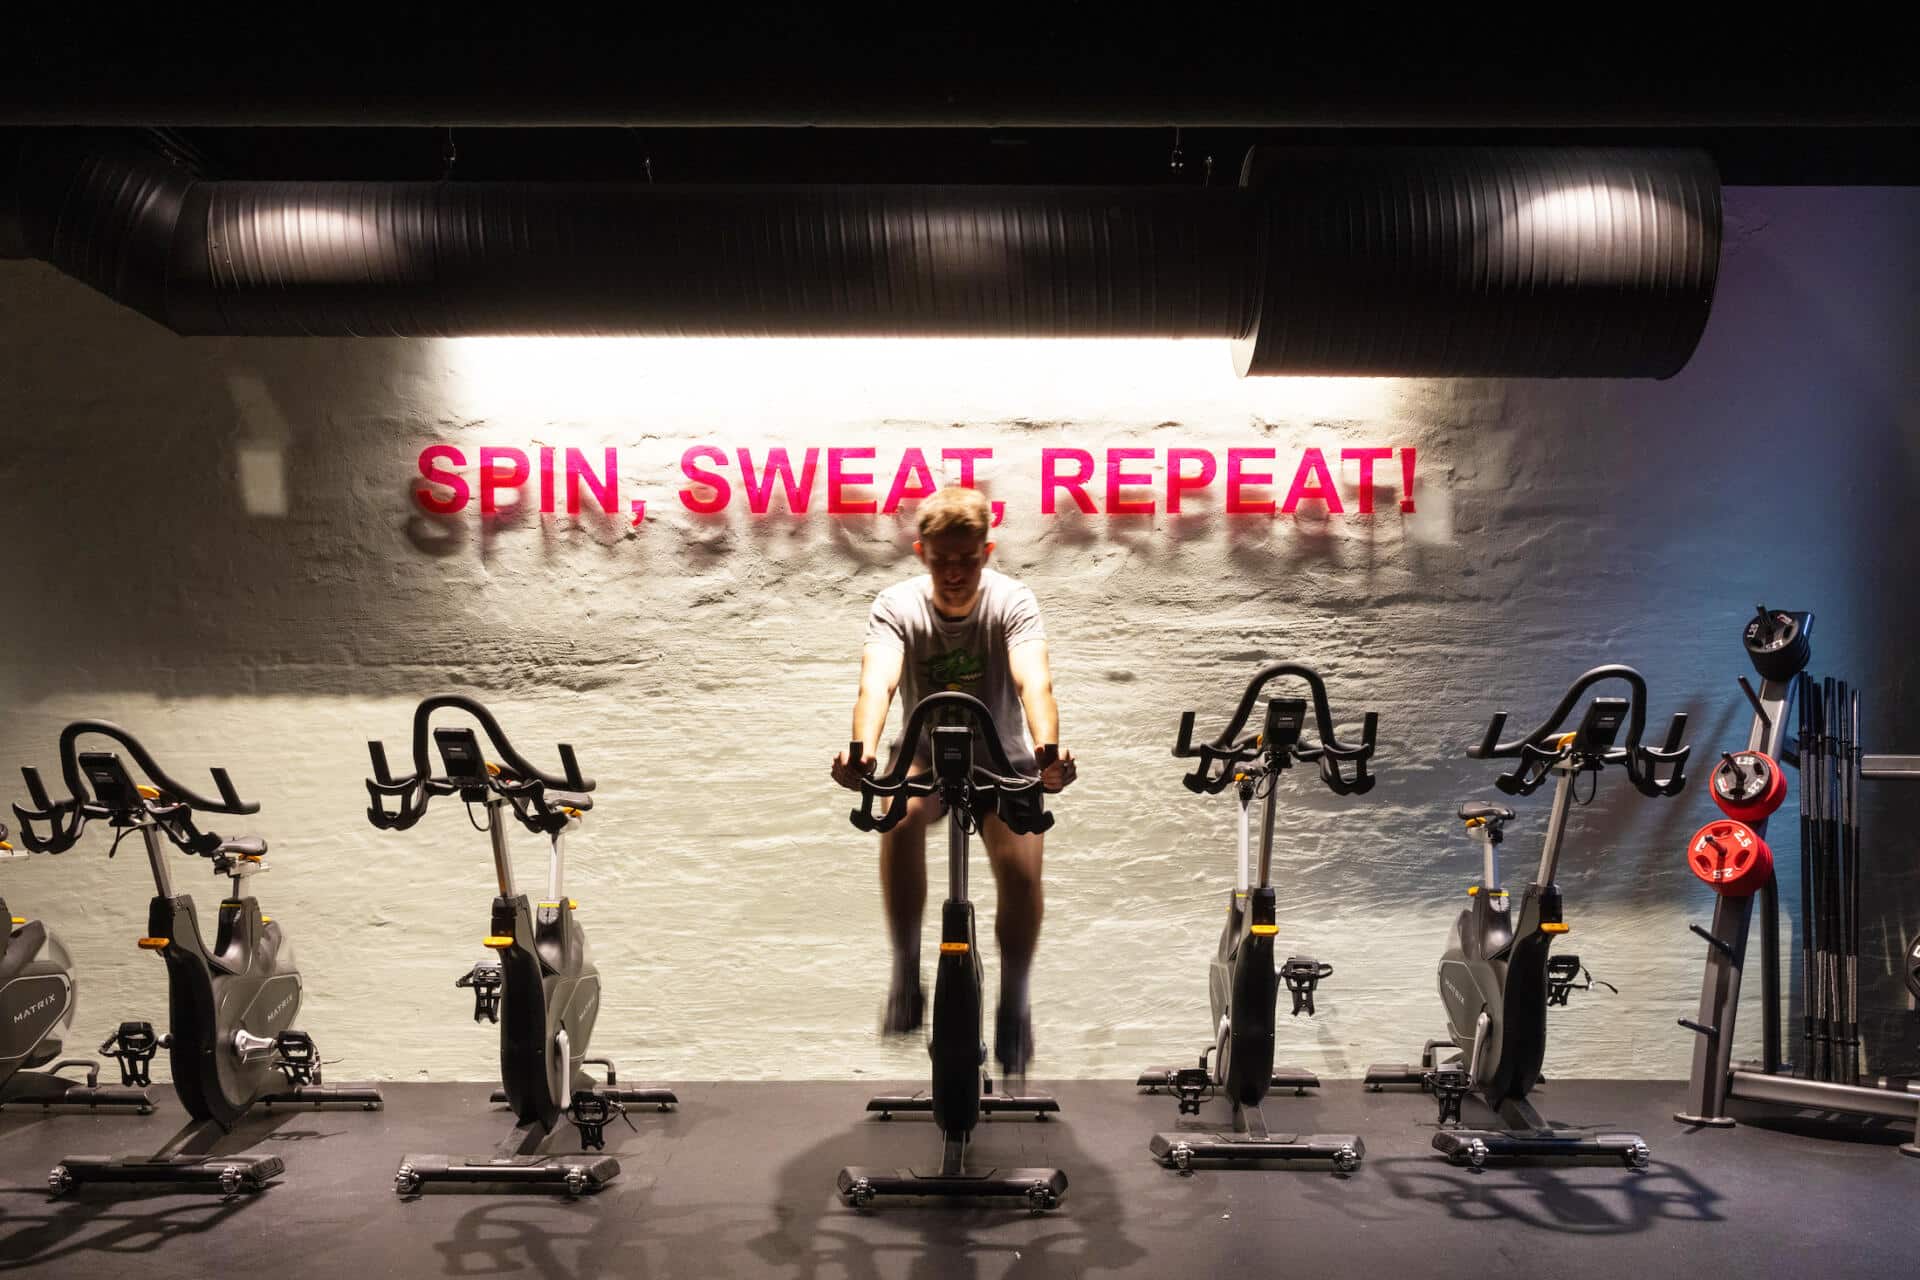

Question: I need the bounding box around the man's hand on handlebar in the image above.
[831,748,876,792]
[1039,746,1077,793]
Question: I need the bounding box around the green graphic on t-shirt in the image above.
[926,648,985,692]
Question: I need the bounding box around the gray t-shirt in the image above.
[866,567,1045,770]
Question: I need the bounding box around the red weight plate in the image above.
[1711,751,1788,823]
[1687,819,1773,897]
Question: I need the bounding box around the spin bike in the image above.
[1138,662,1376,1173]
[366,695,675,1196]
[0,822,154,1113]
[836,691,1067,1212]
[1365,666,1689,1168]
[13,722,384,1196]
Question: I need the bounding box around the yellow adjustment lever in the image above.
[1554,732,1577,750]
[137,784,160,799]
[138,937,170,950]
[482,935,515,949]
[9,916,24,926]
[938,941,970,954]
[1540,922,1571,934]
[261,917,273,924]
[569,899,578,910]
[485,761,502,776]
[563,807,580,818]
[1464,817,1485,829]
[1249,924,1279,936]
[0,840,13,851]
[1467,886,1480,896]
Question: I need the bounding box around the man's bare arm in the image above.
[1007,639,1058,745]
[1009,639,1077,790]
[833,643,905,788]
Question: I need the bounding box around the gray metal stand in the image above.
[394,1117,621,1197]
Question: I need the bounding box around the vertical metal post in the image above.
[486,799,517,898]
[141,826,175,900]
[1532,764,1576,887]
[1255,774,1279,889]
[1234,782,1252,894]
[1678,674,1795,1123]
[548,829,567,902]
[1749,677,1795,1078]
[948,804,967,904]
[1759,879,1782,1074]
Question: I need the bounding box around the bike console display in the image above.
[433,728,491,796]
[1572,697,1628,756]
[77,752,143,812]
[932,725,972,783]
[1263,699,1307,753]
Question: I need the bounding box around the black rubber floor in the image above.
[0,1078,1914,1278]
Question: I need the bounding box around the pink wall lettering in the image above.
[826,447,877,514]
[1166,448,1217,514]
[419,443,1418,527]
[1281,447,1342,515]
[1041,448,1097,515]
[1226,447,1275,514]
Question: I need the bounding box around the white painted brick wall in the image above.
[1,187,1916,1084]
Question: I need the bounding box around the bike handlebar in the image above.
[10,720,257,855]
[1469,664,1690,797]
[1171,661,1378,796]
[365,694,593,833]
[845,691,1053,836]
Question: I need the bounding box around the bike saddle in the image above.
[1457,802,1516,823]
[215,836,268,858]
[545,789,593,813]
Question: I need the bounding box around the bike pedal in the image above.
[1424,1065,1471,1127]
[567,1090,635,1152]
[99,1020,162,1088]
[455,961,504,1023]
[1280,957,1335,1017]
[272,1030,322,1086]
[1171,1066,1213,1116]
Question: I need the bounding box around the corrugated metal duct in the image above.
[2,136,1719,376]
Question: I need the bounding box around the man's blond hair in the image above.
[916,485,991,540]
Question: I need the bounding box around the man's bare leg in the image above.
[983,813,1045,1077]
[878,791,942,1034]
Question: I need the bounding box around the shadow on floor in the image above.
[0,1107,323,1268]
[744,1092,1149,1280]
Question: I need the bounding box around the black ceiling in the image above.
[10,18,1919,185]
[117,125,1920,187]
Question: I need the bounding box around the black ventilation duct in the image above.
[1234,147,1721,376]
[1,134,1720,377]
